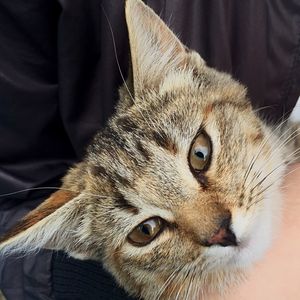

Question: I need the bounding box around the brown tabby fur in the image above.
[0,0,299,299]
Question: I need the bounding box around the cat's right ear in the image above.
[0,190,90,259]
[125,0,203,96]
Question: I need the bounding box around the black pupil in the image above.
[140,224,151,236]
[195,150,205,160]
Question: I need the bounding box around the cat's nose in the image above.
[206,217,237,247]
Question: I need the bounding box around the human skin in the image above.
[210,163,300,300]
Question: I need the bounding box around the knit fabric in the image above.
[52,252,134,300]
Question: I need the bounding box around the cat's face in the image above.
[85,68,285,299]
[89,54,284,300]
[0,0,290,299]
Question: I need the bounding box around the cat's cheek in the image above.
[232,211,274,268]
[241,192,282,265]
[236,193,282,265]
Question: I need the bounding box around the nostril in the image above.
[206,217,238,247]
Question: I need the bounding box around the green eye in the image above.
[127,217,164,246]
[189,133,211,171]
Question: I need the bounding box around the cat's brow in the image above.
[151,130,177,154]
[114,172,133,189]
[115,192,139,214]
[135,140,152,160]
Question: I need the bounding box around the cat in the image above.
[0,0,299,299]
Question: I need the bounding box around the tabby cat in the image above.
[0,0,299,299]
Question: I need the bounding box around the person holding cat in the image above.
[0,0,300,299]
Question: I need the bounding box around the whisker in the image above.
[174,268,189,300]
[185,266,196,300]
[248,162,300,209]
[100,5,134,103]
[247,187,270,210]
[155,268,180,300]
[0,186,117,201]
[252,105,276,114]
[243,119,289,190]
[250,147,300,194]
[268,126,300,162]
[244,124,300,194]
[0,187,67,198]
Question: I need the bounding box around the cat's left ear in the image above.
[0,190,90,259]
[125,0,203,95]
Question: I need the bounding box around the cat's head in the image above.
[0,0,290,299]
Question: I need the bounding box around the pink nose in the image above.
[206,217,237,247]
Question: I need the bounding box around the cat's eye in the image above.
[189,133,211,171]
[127,217,164,246]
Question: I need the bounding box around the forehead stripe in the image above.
[152,131,177,154]
[136,141,152,160]
[115,192,139,214]
[116,116,138,133]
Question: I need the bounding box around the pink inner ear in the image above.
[0,190,77,244]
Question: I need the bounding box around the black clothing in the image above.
[0,0,300,299]
[52,253,130,300]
